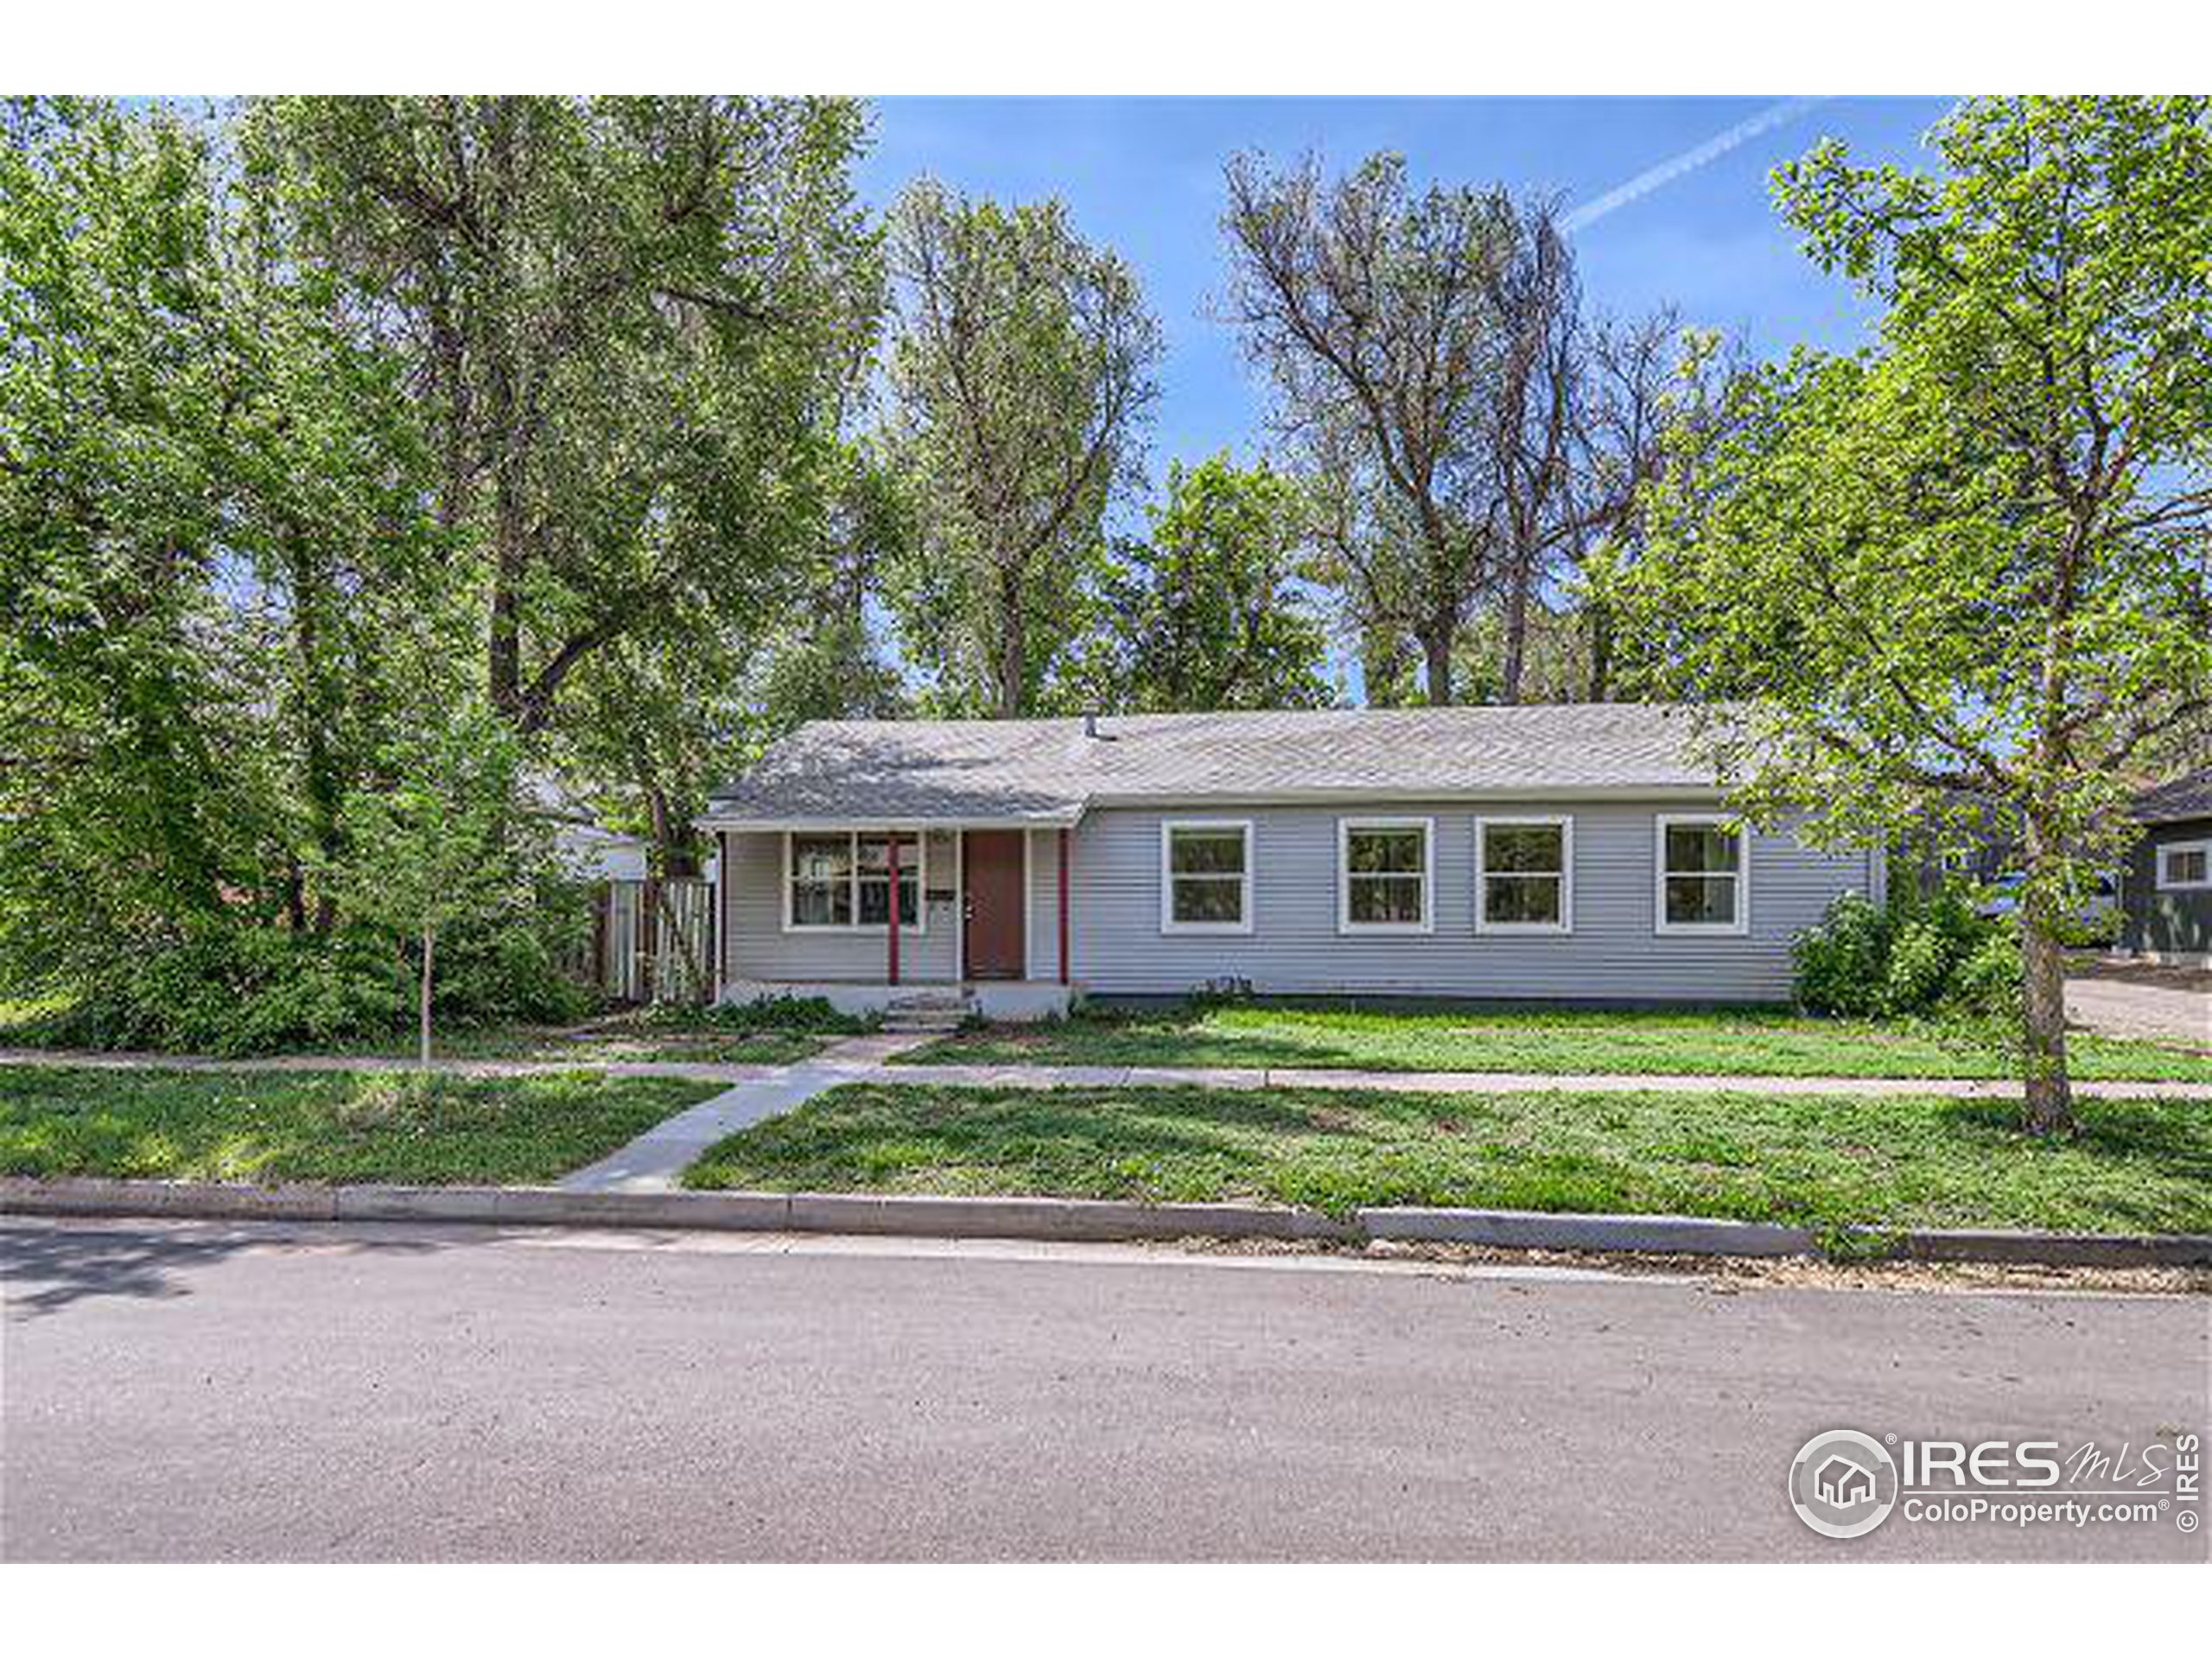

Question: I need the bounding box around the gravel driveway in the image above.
[2067,961,2211,1047]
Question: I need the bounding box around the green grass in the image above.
[0,999,834,1066]
[901,1001,2212,1082]
[0,1065,721,1185]
[683,1081,2212,1238]
[342,1023,829,1065]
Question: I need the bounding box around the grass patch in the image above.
[900,1001,2212,1082]
[683,1081,2212,1238]
[0,996,843,1066]
[0,1065,720,1185]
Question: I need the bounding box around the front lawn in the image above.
[683,1081,2212,1239]
[0,1000,842,1066]
[0,1065,720,1185]
[900,1001,2212,1082]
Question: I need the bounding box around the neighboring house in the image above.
[2121,771,2212,968]
[696,705,1882,1020]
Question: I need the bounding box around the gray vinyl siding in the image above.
[2122,818,2212,959]
[1069,800,1874,1004]
[723,828,959,984]
[1027,827,1065,982]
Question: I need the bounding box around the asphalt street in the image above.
[3,1217,2206,1561]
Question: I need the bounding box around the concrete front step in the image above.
[880,995,976,1034]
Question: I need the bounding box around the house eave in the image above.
[1078,783,1729,810]
[695,810,1085,835]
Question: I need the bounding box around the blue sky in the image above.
[857,97,1955,486]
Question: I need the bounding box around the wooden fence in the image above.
[583,876,715,1004]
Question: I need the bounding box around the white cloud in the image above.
[1561,99,1825,232]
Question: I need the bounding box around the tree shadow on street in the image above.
[0,1219,442,1321]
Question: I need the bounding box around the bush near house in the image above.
[9,912,593,1058]
[1791,887,2018,1021]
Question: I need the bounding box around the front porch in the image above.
[721,977,1075,1023]
[705,818,1077,1023]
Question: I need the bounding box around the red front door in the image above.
[963,830,1026,980]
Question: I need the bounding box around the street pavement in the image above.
[3,1217,2206,1562]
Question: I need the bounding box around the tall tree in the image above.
[242,96,875,738]
[1484,199,1586,704]
[882,180,1160,716]
[1222,152,1514,705]
[1618,98,2212,1135]
[1570,318,1746,702]
[1076,454,1333,713]
[0,99,437,987]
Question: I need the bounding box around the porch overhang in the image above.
[693,810,1084,835]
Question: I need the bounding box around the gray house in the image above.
[696,705,1885,1019]
[2122,770,2212,968]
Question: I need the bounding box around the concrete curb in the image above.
[7,1175,2210,1265]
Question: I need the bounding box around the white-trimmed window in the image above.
[1160,820,1253,933]
[1656,814,1751,935]
[1477,816,1573,934]
[1339,817,1433,933]
[785,830,923,931]
[2158,840,2212,891]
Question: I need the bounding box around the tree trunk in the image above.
[418,923,436,1071]
[2019,917,2073,1135]
[2018,807,2075,1136]
[995,564,1027,719]
[488,475,527,722]
[1418,625,1455,707]
[1499,556,1532,706]
[1586,598,1613,703]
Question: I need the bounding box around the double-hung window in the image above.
[2158,840,2212,891]
[1656,814,1750,935]
[1476,817,1573,933]
[785,830,923,931]
[1339,817,1433,933]
[1160,821,1253,933]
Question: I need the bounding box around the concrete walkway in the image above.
[558,1033,935,1193]
[0,1046,780,1084]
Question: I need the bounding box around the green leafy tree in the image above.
[334,705,531,1066]
[1077,455,1332,712]
[242,96,877,739]
[0,99,437,995]
[1618,98,2212,1134]
[882,180,1160,716]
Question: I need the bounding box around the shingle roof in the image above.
[703,704,1737,825]
[2133,768,2212,824]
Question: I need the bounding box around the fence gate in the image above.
[588,876,715,1004]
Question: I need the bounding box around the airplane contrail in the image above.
[1560,98,1825,232]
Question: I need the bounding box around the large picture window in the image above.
[1339,817,1433,933]
[1160,821,1253,933]
[1656,815,1750,935]
[785,830,923,931]
[1477,817,1572,933]
[2158,840,2211,891]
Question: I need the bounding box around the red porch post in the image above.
[1057,827,1070,987]
[886,831,901,987]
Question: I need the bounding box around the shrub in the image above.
[29,896,594,1057]
[1792,883,2017,1020]
[1790,893,1891,1018]
[40,923,412,1056]
[658,995,868,1035]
